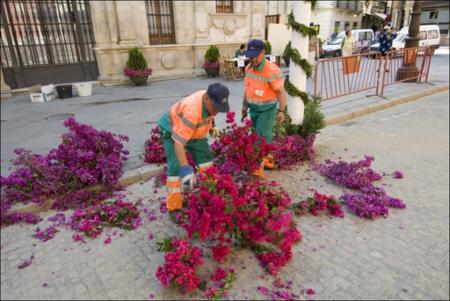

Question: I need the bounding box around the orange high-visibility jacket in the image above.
[244,60,284,107]
[170,90,213,145]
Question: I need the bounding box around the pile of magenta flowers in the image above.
[1,117,129,226]
[156,237,236,298]
[314,156,406,219]
[211,113,315,174]
[70,197,141,239]
[143,126,166,164]
[292,192,344,218]
[155,166,301,297]
[144,112,316,173]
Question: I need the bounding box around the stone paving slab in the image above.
[1,91,448,300]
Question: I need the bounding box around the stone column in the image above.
[115,1,149,46]
[287,1,311,125]
[1,67,12,100]
[90,1,113,47]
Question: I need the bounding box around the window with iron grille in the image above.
[216,0,233,13]
[145,0,175,45]
[429,10,438,19]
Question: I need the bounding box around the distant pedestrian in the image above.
[341,29,355,57]
[378,25,397,72]
[379,25,396,56]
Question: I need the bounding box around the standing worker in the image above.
[241,39,287,176]
[158,83,230,222]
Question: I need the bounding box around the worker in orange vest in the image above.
[241,39,287,176]
[158,83,230,222]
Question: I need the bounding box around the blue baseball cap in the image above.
[245,39,265,58]
[207,83,230,113]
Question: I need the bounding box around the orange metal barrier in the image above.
[379,46,432,96]
[313,46,433,101]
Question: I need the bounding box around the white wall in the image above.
[421,8,449,33]
[311,9,362,40]
[268,23,291,56]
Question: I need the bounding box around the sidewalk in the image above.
[1,49,448,176]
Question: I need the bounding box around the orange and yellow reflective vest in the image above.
[244,59,284,109]
[159,90,213,145]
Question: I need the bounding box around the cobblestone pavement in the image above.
[1,91,449,300]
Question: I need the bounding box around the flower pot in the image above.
[56,85,72,98]
[205,66,220,77]
[75,83,92,97]
[129,74,149,86]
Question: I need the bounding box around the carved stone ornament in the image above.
[161,52,176,69]
[223,19,237,35]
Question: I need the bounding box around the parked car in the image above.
[320,29,375,58]
[370,25,440,54]
[320,36,344,58]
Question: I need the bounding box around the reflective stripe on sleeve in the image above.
[171,131,188,145]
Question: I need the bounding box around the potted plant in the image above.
[282,41,291,67]
[264,41,272,55]
[203,45,220,77]
[123,48,152,86]
[264,40,280,66]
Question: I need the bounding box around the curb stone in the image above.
[325,84,449,125]
[7,165,164,215]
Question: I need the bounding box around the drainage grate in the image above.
[341,121,357,127]
[82,98,150,106]
[44,113,74,121]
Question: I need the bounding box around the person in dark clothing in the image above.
[235,44,246,58]
[378,25,397,72]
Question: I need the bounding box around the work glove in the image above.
[180,165,195,190]
[210,127,220,138]
[241,109,248,122]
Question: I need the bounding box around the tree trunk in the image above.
[396,0,422,82]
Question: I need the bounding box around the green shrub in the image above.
[282,41,291,58]
[274,96,325,138]
[126,48,148,70]
[204,45,221,63]
[264,41,272,55]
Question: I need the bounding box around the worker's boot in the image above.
[252,163,266,178]
[263,155,275,170]
[198,161,214,174]
[168,209,182,224]
[166,176,182,210]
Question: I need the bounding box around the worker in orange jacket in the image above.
[158,83,230,222]
[241,39,287,176]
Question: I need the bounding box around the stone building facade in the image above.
[90,0,266,85]
[265,0,364,41]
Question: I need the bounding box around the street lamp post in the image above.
[396,0,422,82]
